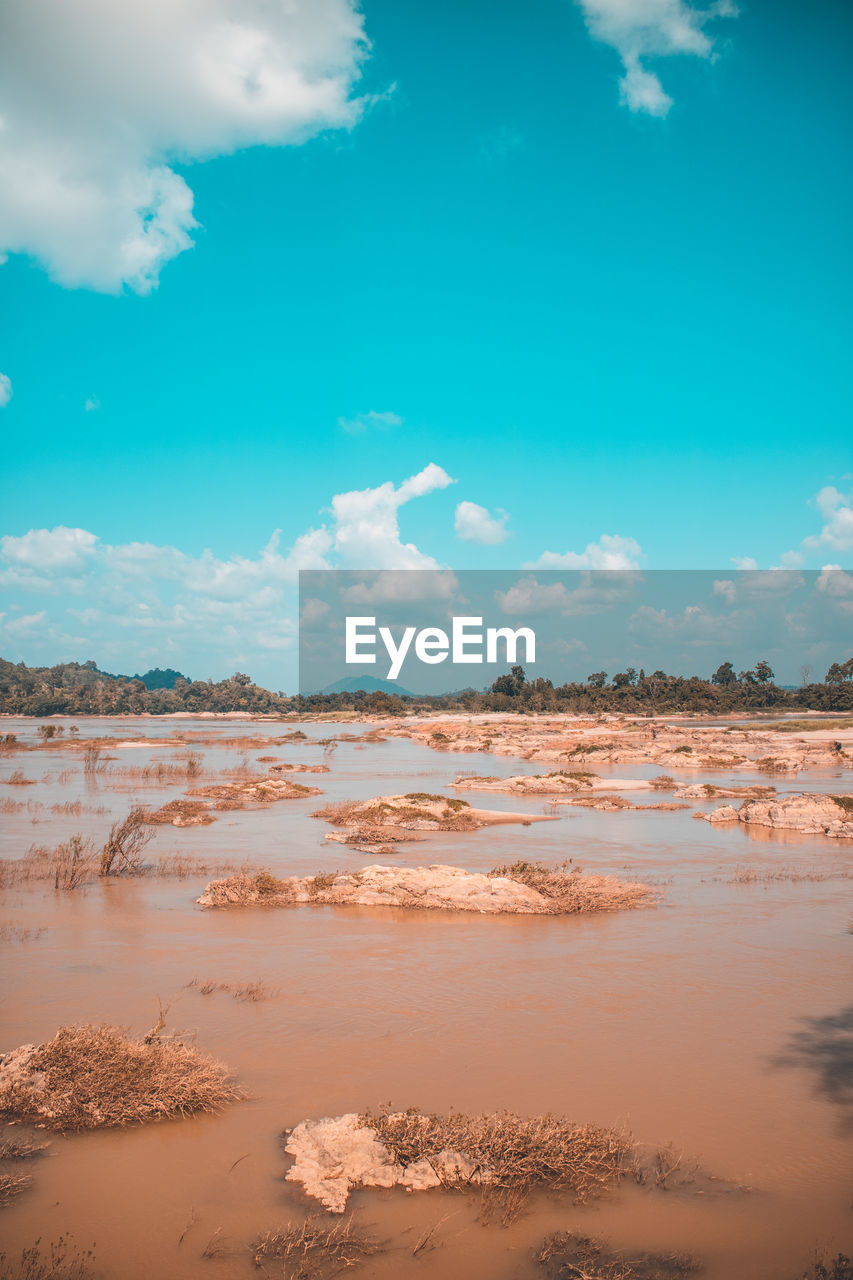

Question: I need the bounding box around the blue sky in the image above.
[0,0,851,686]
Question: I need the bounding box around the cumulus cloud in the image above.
[0,526,99,573]
[0,0,371,293]
[496,572,641,617]
[454,501,509,545]
[731,556,758,570]
[0,463,454,679]
[575,0,737,117]
[526,533,642,570]
[337,410,403,434]
[0,373,12,407]
[84,397,100,412]
[330,463,455,569]
[803,486,853,554]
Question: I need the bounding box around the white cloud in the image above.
[84,396,100,412]
[0,0,371,293]
[803,486,853,553]
[454,501,509,545]
[330,463,455,569]
[0,373,12,407]
[337,409,403,434]
[576,0,737,117]
[497,572,641,617]
[527,533,642,570]
[0,526,99,572]
[731,556,758,570]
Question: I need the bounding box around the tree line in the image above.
[1,654,851,717]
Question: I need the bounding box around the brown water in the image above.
[1,716,851,1278]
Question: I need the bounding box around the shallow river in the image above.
[1,716,851,1278]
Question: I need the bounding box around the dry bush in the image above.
[489,861,657,914]
[311,800,363,826]
[52,837,98,889]
[252,1218,379,1275]
[0,1171,33,1206]
[364,1108,632,1223]
[307,871,339,898]
[5,772,35,787]
[534,1231,699,1280]
[0,842,96,891]
[99,806,153,876]
[0,799,24,814]
[0,1236,96,1280]
[0,1134,46,1160]
[0,1024,243,1130]
[82,747,105,777]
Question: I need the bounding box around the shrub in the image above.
[0,1024,242,1130]
[364,1107,632,1223]
[99,806,153,876]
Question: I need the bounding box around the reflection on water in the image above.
[1,716,852,1279]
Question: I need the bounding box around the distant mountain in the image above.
[320,674,414,697]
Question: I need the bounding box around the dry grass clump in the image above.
[252,1218,379,1274]
[364,1107,632,1223]
[0,1236,96,1280]
[0,799,24,814]
[490,861,657,914]
[0,1024,242,1130]
[155,854,255,880]
[4,772,36,787]
[187,977,276,1002]
[0,1134,46,1160]
[534,1231,699,1280]
[0,1171,33,1206]
[730,865,853,885]
[801,1257,853,1280]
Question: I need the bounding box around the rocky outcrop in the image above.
[196,861,657,915]
[283,1114,485,1213]
[146,799,216,826]
[702,793,853,838]
[386,717,852,775]
[312,793,556,833]
[674,783,776,800]
[198,864,549,913]
[187,776,321,808]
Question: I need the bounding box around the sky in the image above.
[0,0,851,689]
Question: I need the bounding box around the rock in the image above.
[283,1114,487,1213]
[703,805,740,824]
[700,793,853,837]
[735,793,853,837]
[197,864,550,914]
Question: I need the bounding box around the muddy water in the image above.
[1,716,851,1278]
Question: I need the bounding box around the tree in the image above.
[586,671,607,689]
[754,660,774,685]
[712,661,736,686]
[490,665,527,697]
